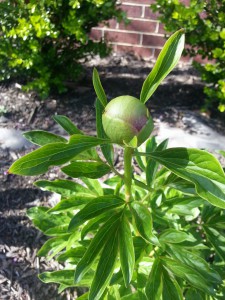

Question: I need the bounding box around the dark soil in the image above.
[0,54,225,300]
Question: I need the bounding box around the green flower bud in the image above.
[102,95,153,145]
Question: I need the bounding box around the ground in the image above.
[0,54,225,300]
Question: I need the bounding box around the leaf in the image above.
[161,257,215,295]
[62,161,111,179]
[81,214,110,240]
[145,258,163,299]
[93,68,107,107]
[140,29,185,103]
[72,148,100,162]
[38,235,69,260]
[164,174,196,195]
[35,179,95,197]
[185,289,204,300]
[203,226,225,260]
[48,195,93,213]
[9,135,109,176]
[57,246,86,264]
[27,207,70,233]
[119,215,135,287]
[75,213,121,283]
[162,268,183,300]
[53,115,82,135]
[131,202,153,242]
[68,195,125,231]
[39,270,75,286]
[81,177,103,196]
[45,224,69,236]
[159,229,190,244]
[145,147,225,209]
[167,244,221,284]
[23,130,67,146]
[164,196,204,216]
[146,139,168,186]
[39,269,94,287]
[89,227,119,300]
[96,98,114,165]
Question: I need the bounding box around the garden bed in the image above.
[0,54,225,300]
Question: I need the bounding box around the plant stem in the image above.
[124,146,133,202]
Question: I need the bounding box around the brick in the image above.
[116,45,153,58]
[158,23,165,34]
[90,28,103,41]
[144,6,160,20]
[142,34,165,47]
[104,30,140,45]
[120,4,143,18]
[98,19,118,29]
[121,0,155,4]
[119,19,157,33]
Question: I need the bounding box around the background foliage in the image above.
[151,0,225,113]
[0,0,125,98]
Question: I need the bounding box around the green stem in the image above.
[124,147,133,203]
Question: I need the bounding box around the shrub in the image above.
[151,0,225,113]
[9,30,225,299]
[0,0,125,98]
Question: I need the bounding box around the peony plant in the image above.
[9,29,225,299]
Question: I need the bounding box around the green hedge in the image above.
[0,0,125,98]
[151,0,225,113]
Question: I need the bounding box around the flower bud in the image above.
[102,95,153,145]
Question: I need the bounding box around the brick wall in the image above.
[90,0,193,63]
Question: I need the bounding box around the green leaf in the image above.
[75,213,121,283]
[131,202,153,242]
[119,215,135,287]
[53,115,82,135]
[162,268,183,300]
[72,148,100,162]
[93,68,107,107]
[57,246,86,264]
[145,258,163,299]
[9,135,109,176]
[27,207,69,233]
[203,226,225,261]
[81,214,110,240]
[89,227,119,300]
[145,147,225,209]
[159,229,190,244]
[38,235,69,260]
[185,289,204,300]
[35,179,96,197]
[23,130,67,146]
[45,224,69,236]
[48,195,94,213]
[163,196,203,216]
[161,257,215,295]
[77,292,89,299]
[62,161,111,179]
[39,269,94,287]
[167,244,221,284]
[81,177,103,196]
[140,29,185,103]
[164,174,196,195]
[146,139,168,186]
[77,292,89,300]
[68,195,125,231]
[39,270,75,286]
[96,98,114,165]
